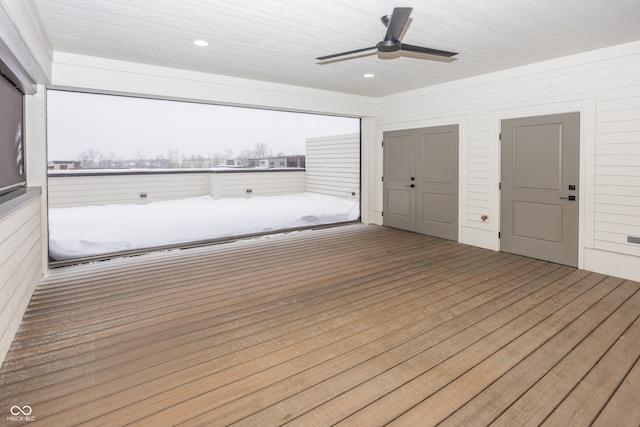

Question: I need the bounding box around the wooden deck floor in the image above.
[1,224,639,426]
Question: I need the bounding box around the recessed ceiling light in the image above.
[363,73,375,78]
[193,40,209,47]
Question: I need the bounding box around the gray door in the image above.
[383,125,458,241]
[501,112,580,267]
[382,130,415,231]
[416,126,459,240]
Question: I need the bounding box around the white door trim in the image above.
[490,99,596,269]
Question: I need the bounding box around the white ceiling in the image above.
[31,0,640,97]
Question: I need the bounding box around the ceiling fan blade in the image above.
[384,7,412,42]
[400,43,458,57]
[316,46,377,61]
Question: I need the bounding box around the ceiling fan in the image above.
[316,7,458,62]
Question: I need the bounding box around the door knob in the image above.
[560,195,576,201]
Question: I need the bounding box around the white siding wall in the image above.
[48,172,210,207]
[306,133,360,200]
[374,41,640,281]
[593,93,640,258]
[210,171,305,199]
[48,170,307,207]
[0,196,42,365]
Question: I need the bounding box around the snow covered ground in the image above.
[48,192,360,260]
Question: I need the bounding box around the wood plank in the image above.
[592,356,640,426]
[444,281,640,426]
[542,305,640,426]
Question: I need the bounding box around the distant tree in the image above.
[155,154,166,168]
[182,155,191,168]
[114,152,123,167]
[276,151,286,157]
[208,151,223,167]
[77,149,101,168]
[96,153,108,167]
[253,142,272,158]
[97,151,124,168]
[166,150,176,168]
[188,154,205,168]
[239,148,254,159]
[136,150,147,168]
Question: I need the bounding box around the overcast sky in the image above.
[47,90,360,160]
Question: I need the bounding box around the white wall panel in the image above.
[50,52,375,118]
[305,134,359,200]
[25,87,49,273]
[0,197,42,366]
[48,173,210,207]
[210,171,305,199]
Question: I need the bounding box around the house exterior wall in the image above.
[0,195,42,365]
[48,161,80,170]
[374,40,640,281]
[305,133,360,200]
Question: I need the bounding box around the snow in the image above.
[48,193,360,260]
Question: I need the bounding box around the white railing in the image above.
[48,169,306,208]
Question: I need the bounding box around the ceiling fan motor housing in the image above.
[377,40,402,52]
